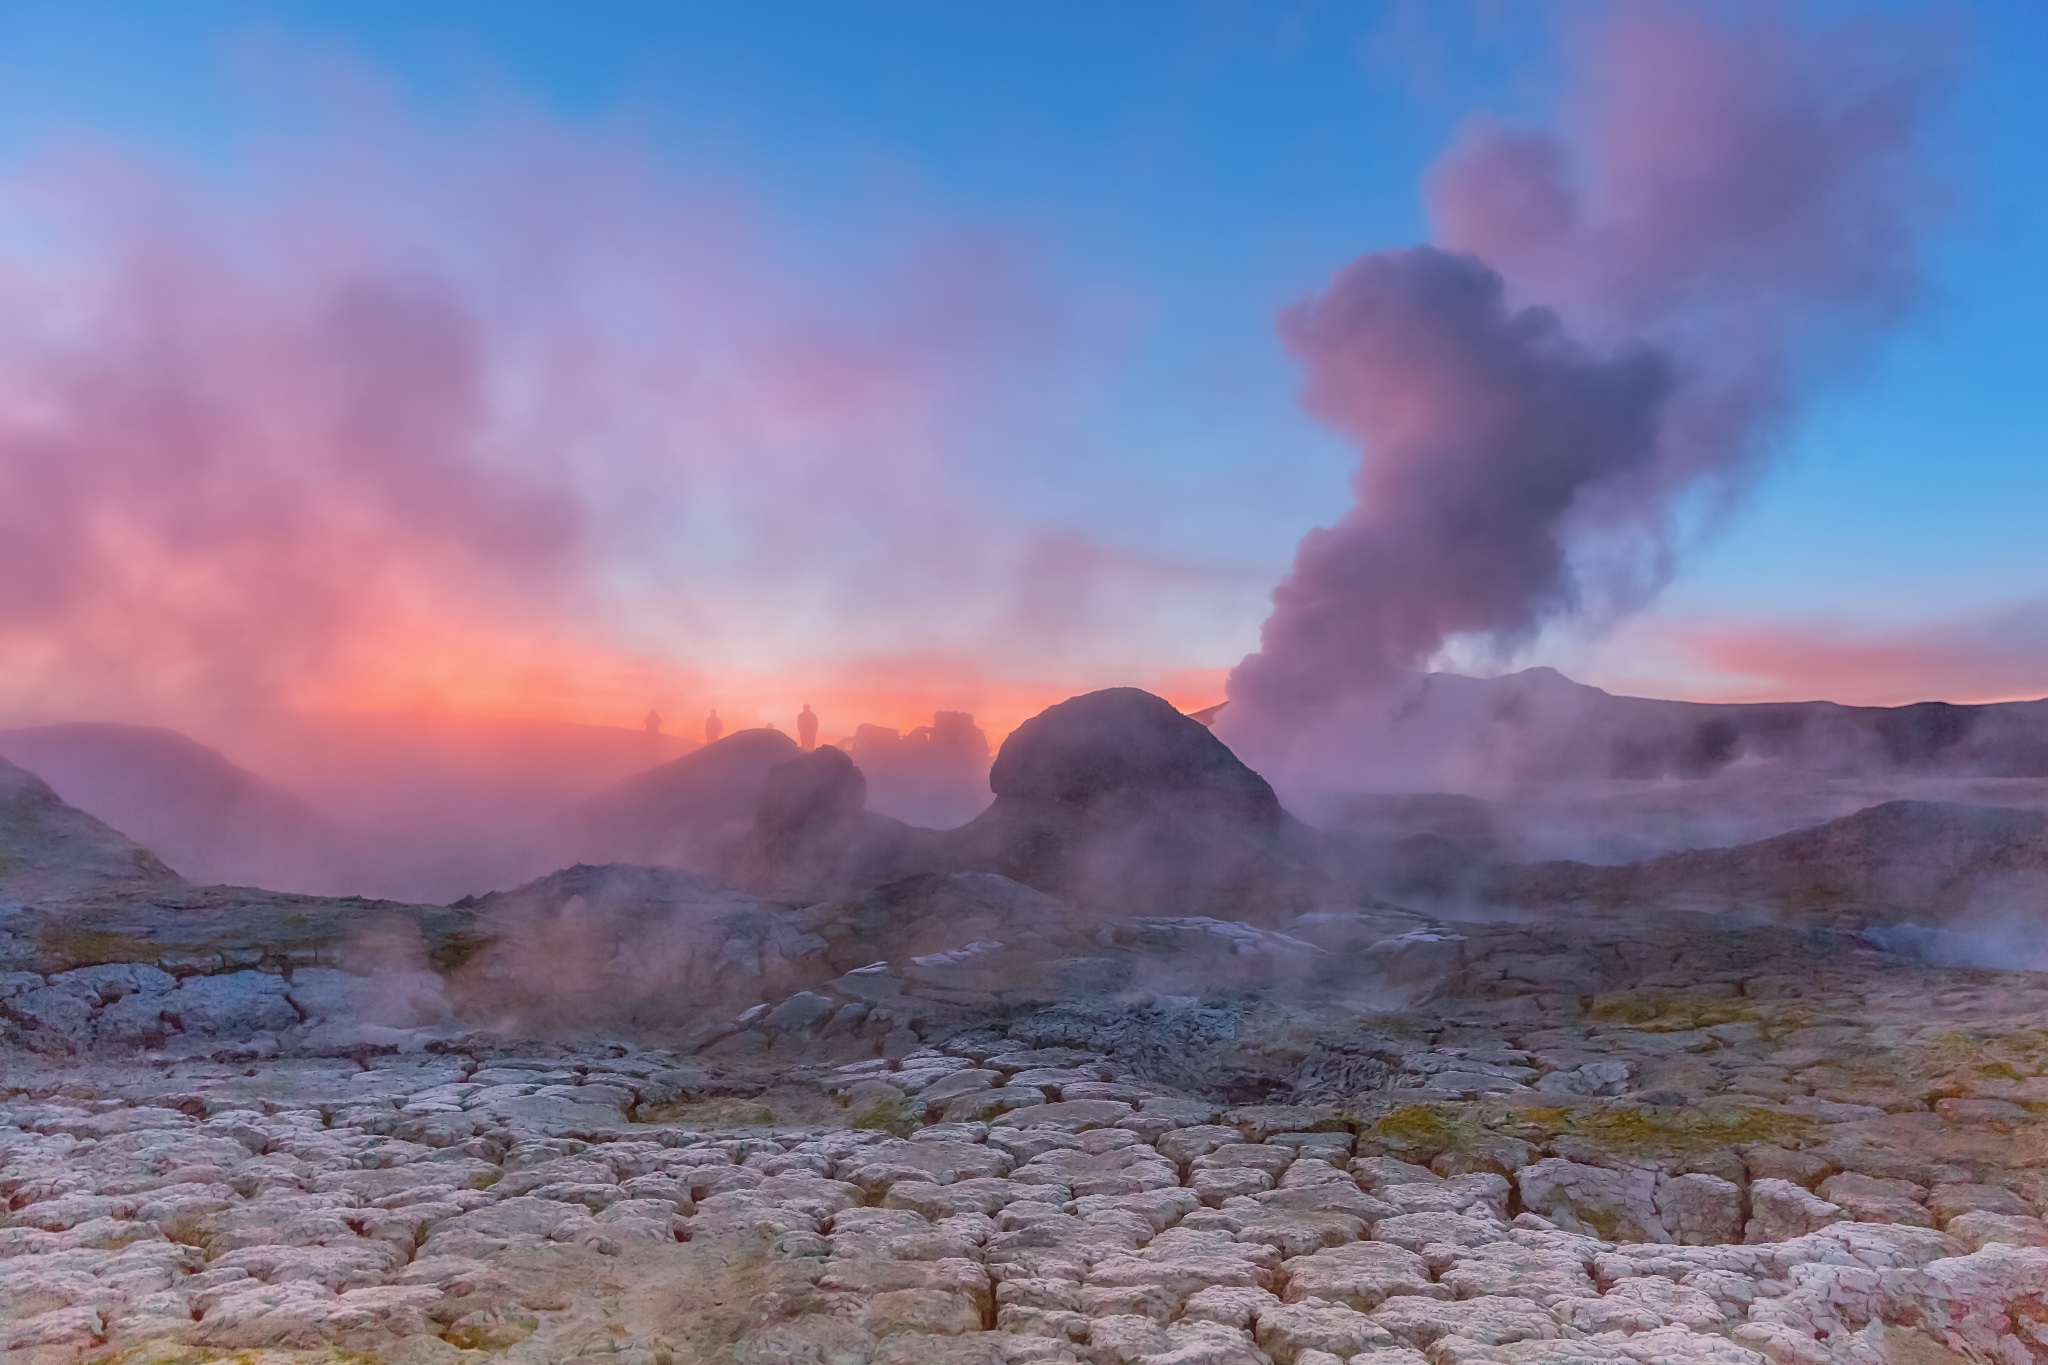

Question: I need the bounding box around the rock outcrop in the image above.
[558,727,801,869]
[618,690,1337,917]
[943,689,1327,919]
[716,747,945,900]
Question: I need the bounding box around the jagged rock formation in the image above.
[840,709,994,828]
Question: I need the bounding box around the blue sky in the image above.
[0,0,2041,717]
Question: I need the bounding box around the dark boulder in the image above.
[990,688,1280,817]
[756,746,869,856]
[951,689,1319,919]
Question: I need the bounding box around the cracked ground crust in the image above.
[9,950,2048,1365]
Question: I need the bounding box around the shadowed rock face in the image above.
[949,688,1318,919]
[990,688,1281,815]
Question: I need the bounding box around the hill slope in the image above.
[1347,667,2048,789]
[0,756,184,905]
[1486,799,2048,924]
[0,723,339,888]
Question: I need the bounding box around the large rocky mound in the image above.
[0,722,342,890]
[990,687,1281,811]
[1484,799,2048,925]
[943,688,1326,918]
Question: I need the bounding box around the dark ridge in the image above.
[1484,798,2048,923]
[1375,667,2048,783]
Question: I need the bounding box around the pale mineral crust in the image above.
[7,914,2048,1365]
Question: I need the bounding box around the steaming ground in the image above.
[6,686,2048,1364]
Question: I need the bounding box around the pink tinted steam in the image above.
[0,132,1110,730]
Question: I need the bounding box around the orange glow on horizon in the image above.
[266,610,1233,749]
[1586,616,2048,710]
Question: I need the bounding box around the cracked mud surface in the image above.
[9,935,2048,1365]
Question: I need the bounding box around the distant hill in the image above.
[205,709,701,902]
[1338,667,2048,788]
[0,755,185,905]
[0,753,495,983]
[1483,799,2048,924]
[559,728,802,870]
[0,723,340,888]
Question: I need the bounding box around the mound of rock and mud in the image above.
[7,688,2048,1365]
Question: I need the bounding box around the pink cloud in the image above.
[1613,606,2048,708]
[0,116,1230,737]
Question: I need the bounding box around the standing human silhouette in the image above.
[704,709,723,744]
[642,708,662,736]
[797,704,818,752]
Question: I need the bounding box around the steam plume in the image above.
[1224,3,1946,769]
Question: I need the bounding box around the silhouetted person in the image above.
[704,709,723,744]
[797,703,818,752]
[643,708,662,736]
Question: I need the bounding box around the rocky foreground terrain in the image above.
[6,692,2048,1364]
